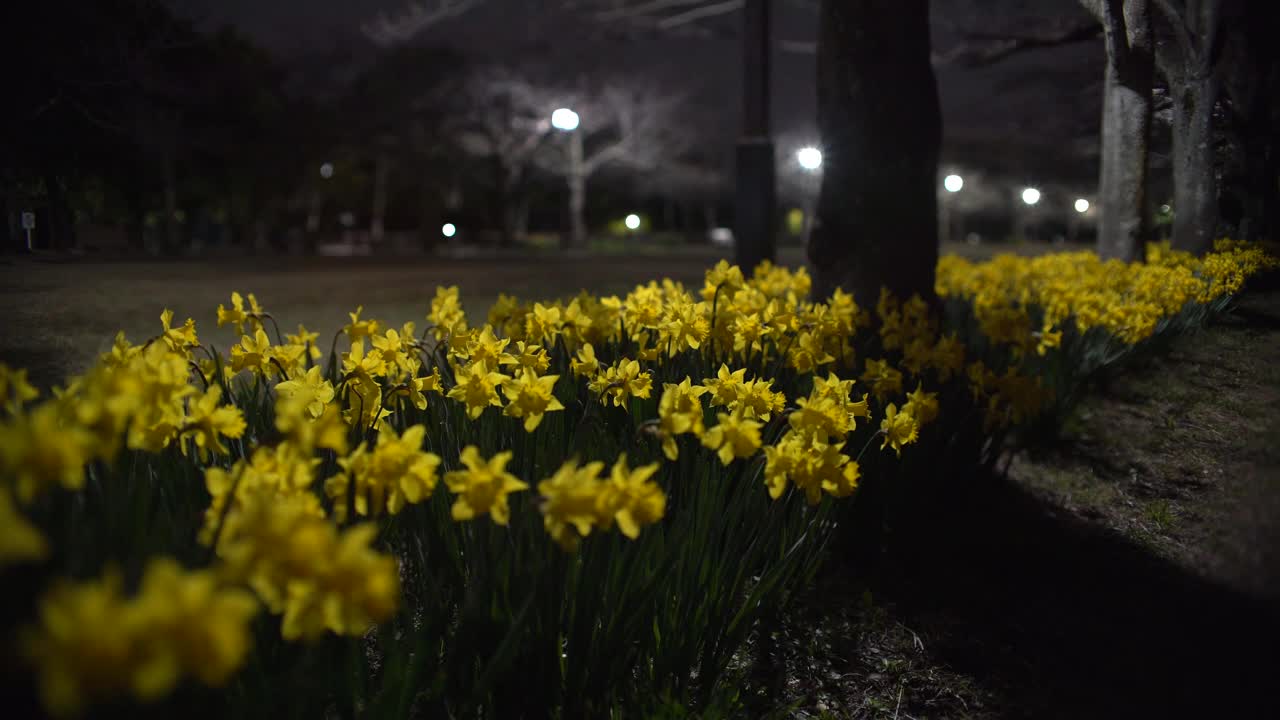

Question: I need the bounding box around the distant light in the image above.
[796,147,823,171]
[551,108,580,131]
[1161,204,1171,214]
[708,227,734,246]
[1021,187,1041,206]
[1074,198,1090,213]
[624,214,641,230]
[320,162,334,179]
[944,174,964,193]
[442,222,457,238]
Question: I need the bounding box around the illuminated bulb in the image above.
[625,214,641,230]
[442,223,457,238]
[944,174,963,192]
[1021,187,1041,205]
[1074,198,1089,213]
[797,147,823,171]
[551,108,580,131]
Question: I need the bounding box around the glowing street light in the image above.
[624,214,641,231]
[944,174,964,193]
[319,162,334,179]
[1021,187,1042,206]
[796,146,823,171]
[1074,198,1090,213]
[442,223,457,238]
[551,108,580,132]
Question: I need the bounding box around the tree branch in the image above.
[361,0,485,46]
[941,21,1103,67]
[655,0,744,28]
[1101,0,1131,66]
[594,0,710,22]
[1152,0,1199,65]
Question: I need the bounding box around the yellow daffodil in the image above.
[447,360,510,420]
[275,366,336,420]
[879,403,918,457]
[701,408,763,465]
[0,363,39,414]
[444,446,528,525]
[588,358,652,409]
[657,377,709,460]
[538,458,607,551]
[600,454,665,539]
[501,368,565,432]
[0,487,47,567]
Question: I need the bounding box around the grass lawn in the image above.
[0,252,718,389]
[0,241,1066,388]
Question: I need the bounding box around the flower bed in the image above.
[1,241,1273,717]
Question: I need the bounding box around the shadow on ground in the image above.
[871,469,1280,719]
[775,291,1280,719]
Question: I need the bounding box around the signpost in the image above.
[21,211,35,251]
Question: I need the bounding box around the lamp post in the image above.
[941,174,963,245]
[552,108,586,250]
[1019,186,1041,243]
[735,0,775,273]
[796,147,822,245]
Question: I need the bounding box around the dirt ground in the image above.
[761,287,1280,719]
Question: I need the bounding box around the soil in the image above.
[759,287,1280,719]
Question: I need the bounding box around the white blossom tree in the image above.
[531,82,690,249]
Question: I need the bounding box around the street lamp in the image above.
[796,146,823,171]
[551,108,580,132]
[1074,198,1090,213]
[944,174,963,193]
[1021,187,1042,206]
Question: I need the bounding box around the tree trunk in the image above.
[734,0,776,273]
[809,0,941,305]
[509,198,530,244]
[568,172,585,250]
[1088,0,1153,261]
[419,174,440,254]
[1096,71,1152,260]
[1169,72,1219,254]
[162,151,178,254]
[371,152,390,244]
[497,172,529,248]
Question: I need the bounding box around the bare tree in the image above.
[565,0,745,31]
[1076,0,1154,261]
[362,0,486,46]
[1152,0,1230,255]
[451,68,565,245]
[1214,5,1280,242]
[366,0,797,267]
[532,82,689,249]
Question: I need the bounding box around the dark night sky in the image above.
[181,0,1105,189]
